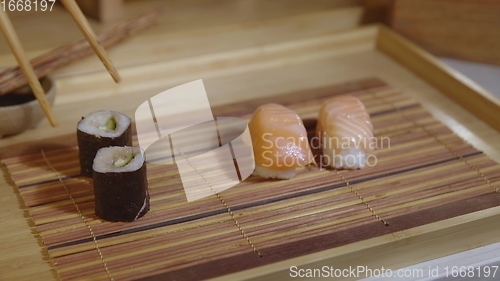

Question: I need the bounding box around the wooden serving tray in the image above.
[2,25,500,281]
[3,78,500,281]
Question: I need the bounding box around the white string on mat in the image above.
[41,149,115,281]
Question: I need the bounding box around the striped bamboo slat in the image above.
[3,79,500,281]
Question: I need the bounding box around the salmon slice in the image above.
[316,95,374,169]
[248,103,314,179]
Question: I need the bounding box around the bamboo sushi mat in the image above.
[3,78,500,281]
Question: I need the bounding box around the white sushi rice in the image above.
[253,166,297,180]
[93,146,145,173]
[322,146,367,169]
[134,191,149,221]
[321,131,367,170]
[77,110,130,138]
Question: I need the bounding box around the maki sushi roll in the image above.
[93,146,149,222]
[77,110,132,177]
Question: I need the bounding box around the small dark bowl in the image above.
[0,77,56,138]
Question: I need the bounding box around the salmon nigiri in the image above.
[249,103,314,179]
[316,95,374,169]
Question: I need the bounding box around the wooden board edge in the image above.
[209,206,500,281]
[206,26,500,279]
[374,24,500,132]
[0,163,60,281]
[1,24,500,280]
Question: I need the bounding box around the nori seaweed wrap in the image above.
[77,110,132,177]
[93,146,149,222]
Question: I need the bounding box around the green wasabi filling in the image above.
[98,117,116,131]
[114,153,135,168]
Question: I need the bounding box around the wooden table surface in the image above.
[0,1,499,280]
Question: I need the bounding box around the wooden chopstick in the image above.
[60,0,121,83]
[0,10,58,127]
[0,9,161,96]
